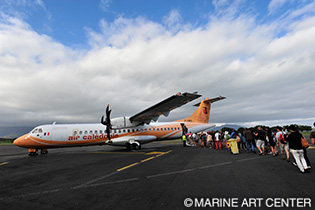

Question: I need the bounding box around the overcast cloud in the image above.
[0,1,315,128]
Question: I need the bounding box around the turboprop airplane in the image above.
[14,92,225,156]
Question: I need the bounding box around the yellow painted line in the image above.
[155,150,173,157]
[117,162,139,171]
[117,150,173,172]
[0,162,9,166]
[145,151,165,155]
[165,150,172,154]
[141,156,156,163]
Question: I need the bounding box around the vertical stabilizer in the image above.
[175,96,225,123]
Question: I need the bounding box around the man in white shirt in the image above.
[215,131,221,150]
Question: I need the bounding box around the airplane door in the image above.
[180,123,188,135]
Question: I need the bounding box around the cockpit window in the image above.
[38,128,43,133]
[32,129,38,133]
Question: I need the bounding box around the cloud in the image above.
[162,9,182,27]
[0,1,315,127]
[0,0,51,20]
[268,0,289,15]
[99,0,112,12]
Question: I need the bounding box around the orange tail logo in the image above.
[175,99,211,123]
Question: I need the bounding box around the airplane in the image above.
[14,92,225,156]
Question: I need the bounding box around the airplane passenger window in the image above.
[171,128,173,130]
[164,128,167,131]
[74,131,77,135]
[153,128,155,131]
[90,130,93,134]
[127,129,130,133]
[84,131,88,134]
[100,130,102,134]
[149,129,151,131]
[132,129,135,132]
[157,128,159,131]
[145,129,147,131]
[123,129,126,133]
[119,130,121,133]
[79,131,83,135]
[95,130,98,134]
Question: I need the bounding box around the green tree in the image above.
[237,127,245,134]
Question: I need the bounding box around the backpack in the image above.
[279,132,287,144]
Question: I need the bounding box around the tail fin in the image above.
[175,96,225,123]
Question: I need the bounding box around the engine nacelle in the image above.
[111,116,139,129]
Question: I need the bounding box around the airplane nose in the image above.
[13,134,28,147]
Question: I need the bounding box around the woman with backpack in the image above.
[276,127,290,161]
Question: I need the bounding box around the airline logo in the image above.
[203,107,208,115]
[68,133,118,141]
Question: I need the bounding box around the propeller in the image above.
[101,104,112,143]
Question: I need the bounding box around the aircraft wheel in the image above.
[132,143,141,150]
[28,152,38,156]
[125,143,132,150]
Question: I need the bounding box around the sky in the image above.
[0,0,315,128]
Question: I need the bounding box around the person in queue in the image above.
[287,125,309,173]
[255,126,266,155]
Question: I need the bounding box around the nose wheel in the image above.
[28,149,48,156]
[28,149,38,156]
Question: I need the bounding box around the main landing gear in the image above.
[125,140,141,150]
[28,148,48,156]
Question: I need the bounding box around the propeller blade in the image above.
[102,104,112,143]
[106,125,111,143]
[101,115,105,125]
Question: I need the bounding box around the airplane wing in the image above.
[130,92,201,124]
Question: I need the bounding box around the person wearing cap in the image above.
[287,125,309,173]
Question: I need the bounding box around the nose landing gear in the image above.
[28,148,48,156]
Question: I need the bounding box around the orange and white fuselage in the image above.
[14,122,213,149]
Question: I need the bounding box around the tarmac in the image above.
[0,139,314,210]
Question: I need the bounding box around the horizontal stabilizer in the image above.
[193,96,225,107]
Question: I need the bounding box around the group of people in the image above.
[182,130,232,150]
[244,125,312,173]
[182,123,314,174]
